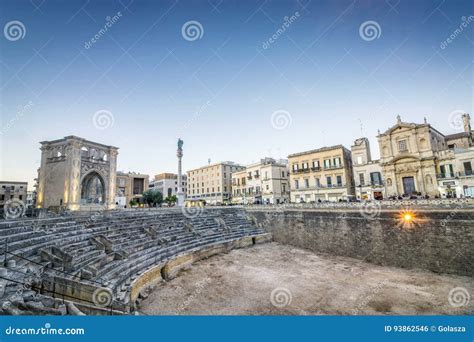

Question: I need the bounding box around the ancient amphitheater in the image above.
[0,208,270,315]
[1,204,473,316]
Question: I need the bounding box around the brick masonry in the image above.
[246,208,474,277]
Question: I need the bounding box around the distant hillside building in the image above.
[231,158,290,205]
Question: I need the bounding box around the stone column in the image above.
[37,144,49,208]
[107,148,118,209]
[65,138,82,210]
[177,139,185,207]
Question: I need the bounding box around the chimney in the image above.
[462,113,471,133]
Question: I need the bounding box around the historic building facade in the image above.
[115,172,149,207]
[378,115,474,198]
[0,181,28,210]
[231,158,290,204]
[351,138,385,200]
[186,161,244,205]
[148,173,187,198]
[288,145,355,202]
[37,136,118,210]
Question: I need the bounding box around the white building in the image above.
[231,158,290,204]
[149,173,187,198]
[437,147,474,198]
[351,138,385,200]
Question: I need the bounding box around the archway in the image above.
[80,172,106,205]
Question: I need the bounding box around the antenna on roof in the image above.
[358,118,364,137]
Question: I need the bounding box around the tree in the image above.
[164,195,177,207]
[142,189,163,207]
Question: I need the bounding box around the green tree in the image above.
[164,195,177,206]
[142,189,163,207]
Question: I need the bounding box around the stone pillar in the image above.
[107,148,118,209]
[65,138,82,210]
[37,144,49,208]
[177,139,185,207]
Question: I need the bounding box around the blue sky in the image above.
[0,0,472,189]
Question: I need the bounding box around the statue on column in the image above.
[177,138,185,207]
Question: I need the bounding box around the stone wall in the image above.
[246,208,474,277]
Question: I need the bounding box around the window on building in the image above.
[281,171,285,177]
[304,179,309,188]
[464,161,473,176]
[266,184,269,190]
[336,175,342,186]
[292,164,298,171]
[324,159,331,168]
[398,139,408,152]
[326,176,332,187]
[294,180,299,189]
[370,172,382,185]
[315,178,320,187]
[224,186,227,192]
[357,156,362,165]
[359,173,365,186]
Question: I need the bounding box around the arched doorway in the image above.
[81,172,106,205]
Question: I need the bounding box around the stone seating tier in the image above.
[0,208,268,315]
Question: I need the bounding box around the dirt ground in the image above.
[139,242,474,315]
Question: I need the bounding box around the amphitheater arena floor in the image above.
[139,242,473,315]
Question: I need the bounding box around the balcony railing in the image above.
[357,181,384,187]
[292,184,346,191]
[323,165,343,170]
